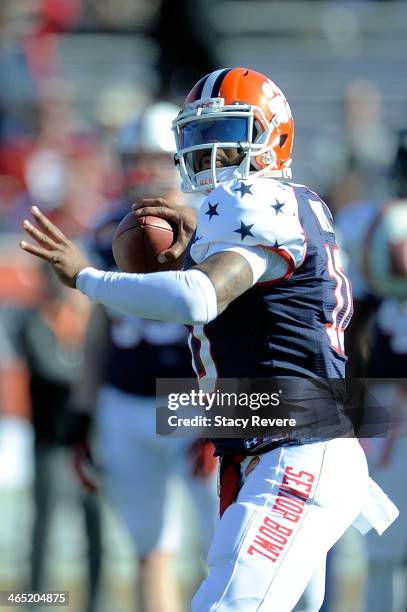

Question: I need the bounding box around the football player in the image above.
[80,102,218,612]
[335,132,407,612]
[19,68,398,612]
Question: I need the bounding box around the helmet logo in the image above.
[262,81,275,98]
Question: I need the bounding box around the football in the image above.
[112,212,176,273]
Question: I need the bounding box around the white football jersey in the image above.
[190,178,307,282]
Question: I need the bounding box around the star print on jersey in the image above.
[234,221,254,241]
[192,233,202,244]
[190,177,307,269]
[205,203,219,221]
[271,200,285,215]
[233,181,253,198]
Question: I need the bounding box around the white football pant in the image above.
[193,438,369,612]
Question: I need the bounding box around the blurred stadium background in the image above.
[0,1,406,611]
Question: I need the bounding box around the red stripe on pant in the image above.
[219,455,245,517]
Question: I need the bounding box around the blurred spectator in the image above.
[336,130,407,612]
[81,102,218,612]
[312,79,396,211]
[0,265,102,612]
[0,79,120,244]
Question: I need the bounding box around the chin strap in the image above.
[264,167,293,179]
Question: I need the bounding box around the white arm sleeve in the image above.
[76,267,218,325]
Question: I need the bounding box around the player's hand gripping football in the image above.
[133,198,197,264]
[20,206,89,288]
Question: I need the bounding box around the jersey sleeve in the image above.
[204,242,290,284]
[190,178,306,278]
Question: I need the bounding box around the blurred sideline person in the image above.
[310,79,396,211]
[0,266,102,612]
[80,102,218,612]
[336,131,407,612]
[19,67,399,612]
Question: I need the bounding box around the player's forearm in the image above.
[76,268,218,325]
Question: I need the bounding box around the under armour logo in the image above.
[244,438,259,449]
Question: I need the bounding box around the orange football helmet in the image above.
[173,67,294,193]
